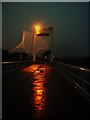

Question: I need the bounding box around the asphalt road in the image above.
[2,63,90,119]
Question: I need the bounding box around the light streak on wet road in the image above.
[22,64,52,119]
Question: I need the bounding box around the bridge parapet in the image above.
[2,61,32,75]
[53,61,90,104]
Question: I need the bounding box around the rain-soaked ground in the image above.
[3,63,90,119]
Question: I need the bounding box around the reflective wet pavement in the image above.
[3,63,90,119]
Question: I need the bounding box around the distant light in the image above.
[80,67,85,71]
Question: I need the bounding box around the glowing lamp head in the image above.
[34,25,41,34]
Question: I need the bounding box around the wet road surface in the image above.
[3,63,90,119]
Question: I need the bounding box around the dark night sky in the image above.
[2,2,89,57]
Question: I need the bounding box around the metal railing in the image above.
[2,61,32,75]
[2,60,48,76]
[53,61,90,104]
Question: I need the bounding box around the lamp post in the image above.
[33,25,41,61]
[32,24,54,62]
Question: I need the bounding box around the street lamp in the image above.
[33,24,41,61]
[35,25,41,34]
[33,24,54,62]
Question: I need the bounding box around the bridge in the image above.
[2,60,90,119]
[2,25,90,119]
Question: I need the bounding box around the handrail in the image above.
[53,61,90,72]
[2,61,32,75]
[53,61,90,103]
[53,61,90,82]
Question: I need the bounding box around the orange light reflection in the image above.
[22,64,52,119]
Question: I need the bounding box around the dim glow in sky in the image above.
[3,2,88,57]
